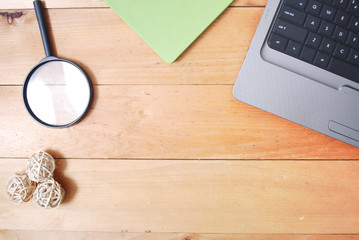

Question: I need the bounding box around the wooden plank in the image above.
[1,159,359,233]
[0,0,267,10]
[0,7,263,85]
[1,85,359,160]
[1,231,359,240]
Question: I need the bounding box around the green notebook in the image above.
[104,0,233,63]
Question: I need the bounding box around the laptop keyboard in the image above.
[267,0,359,84]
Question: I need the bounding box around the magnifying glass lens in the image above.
[25,61,91,126]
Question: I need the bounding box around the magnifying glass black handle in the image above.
[33,0,53,57]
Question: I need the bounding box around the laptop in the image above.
[233,0,359,148]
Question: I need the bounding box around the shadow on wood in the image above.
[45,149,77,204]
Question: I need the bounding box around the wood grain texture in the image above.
[1,85,359,159]
[1,159,359,233]
[0,0,267,10]
[0,7,262,85]
[1,0,359,238]
[1,231,359,240]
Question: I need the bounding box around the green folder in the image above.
[104,0,233,63]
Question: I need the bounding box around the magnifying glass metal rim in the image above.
[23,0,93,128]
[23,56,93,128]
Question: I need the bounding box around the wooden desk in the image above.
[1,0,359,239]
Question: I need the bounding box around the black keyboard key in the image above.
[318,20,335,36]
[332,26,349,42]
[333,0,349,9]
[320,0,333,4]
[334,43,350,59]
[300,46,317,62]
[272,19,309,43]
[306,0,323,15]
[347,31,359,48]
[348,48,359,66]
[284,0,308,10]
[334,10,351,26]
[328,57,359,83]
[268,33,289,52]
[279,4,307,24]
[348,16,359,32]
[320,37,337,53]
[320,5,337,21]
[305,14,322,31]
[286,40,304,57]
[314,51,331,68]
[306,32,323,48]
[348,0,359,16]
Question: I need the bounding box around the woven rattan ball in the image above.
[33,178,65,209]
[5,171,36,204]
[27,151,55,183]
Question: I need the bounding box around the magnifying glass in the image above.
[23,0,92,128]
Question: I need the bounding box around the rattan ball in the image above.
[5,171,37,204]
[32,178,65,209]
[27,151,55,183]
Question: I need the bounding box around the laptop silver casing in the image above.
[233,0,359,148]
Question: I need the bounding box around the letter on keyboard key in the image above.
[333,26,349,42]
[305,15,321,31]
[349,16,359,33]
[314,51,331,68]
[348,48,359,66]
[284,0,308,10]
[268,33,289,52]
[286,40,303,57]
[279,5,307,24]
[320,38,336,53]
[320,5,337,22]
[348,0,359,16]
[333,0,349,9]
[328,57,359,83]
[306,0,323,15]
[273,19,308,43]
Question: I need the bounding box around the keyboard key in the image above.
[306,32,323,48]
[320,38,336,53]
[305,14,322,31]
[300,46,317,62]
[268,33,289,52]
[279,4,307,24]
[348,0,359,16]
[318,20,335,36]
[332,26,349,42]
[328,57,359,83]
[272,19,308,43]
[348,48,359,66]
[346,31,359,48]
[334,43,350,59]
[348,16,359,32]
[306,0,323,15]
[348,48,359,65]
[320,5,337,21]
[286,40,304,57]
[333,0,349,9]
[284,0,308,10]
[314,51,331,68]
[320,0,333,4]
[334,10,351,27]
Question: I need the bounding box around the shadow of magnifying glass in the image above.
[23,0,93,128]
